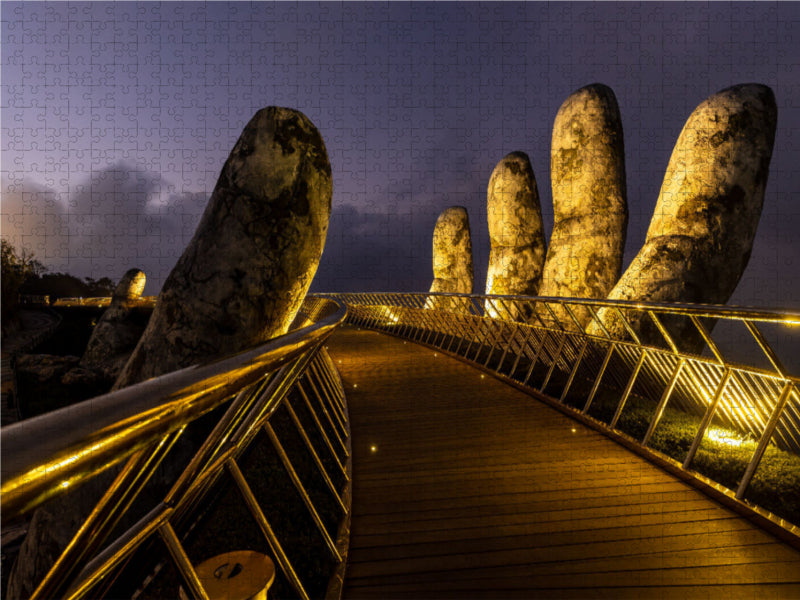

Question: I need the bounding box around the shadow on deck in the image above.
[328,326,800,599]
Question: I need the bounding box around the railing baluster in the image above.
[66,504,172,600]
[539,334,566,393]
[642,359,685,446]
[263,423,342,561]
[304,370,349,455]
[284,398,347,514]
[559,338,588,404]
[297,381,348,477]
[310,362,348,430]
[227,459,310,600]
[32,429,185,600]
[158,521,210,600]
[509,325,537,379]
[584,342,615,414]
[610,350,647,429]
[736,381,795,499]
[683,368,733,469]
[522,330,548,386]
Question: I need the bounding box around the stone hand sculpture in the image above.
[589,84,776,350]
[486,83,776,352]
[79,268,147,379]
[115,106,332,389]
[485,152,547,319]
[427,206,474,313]
[429,206,474,295]
[8,106,332,598]
[538,83,628,328]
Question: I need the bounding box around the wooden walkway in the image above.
[327,326,800,599]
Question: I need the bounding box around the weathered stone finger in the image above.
[114,106,332,389]
[539,83,628,328]
[485,152,547,319]
[427,206,473,312]
[589,84,777,351]
[79,268,146,378]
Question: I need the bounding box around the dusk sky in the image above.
[2,1,799,308]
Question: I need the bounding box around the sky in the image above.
[2,1,800,309]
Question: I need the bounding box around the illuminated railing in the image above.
[323,292,800,535]
[53,296,157,308]
[1,297,350,600]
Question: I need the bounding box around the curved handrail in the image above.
[1,297,351,600]
[1,300,347,519]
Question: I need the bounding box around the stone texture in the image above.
[589,84,777,350]
[539,84,628,328]
[485,152,547,319]
[78,268,147,381]
[115,106,332,389]
[8,107,332,598]
[429,206,474,294]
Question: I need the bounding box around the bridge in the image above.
[2,293,800,598]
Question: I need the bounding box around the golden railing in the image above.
[1,297,350,600]
[324,292,800,539]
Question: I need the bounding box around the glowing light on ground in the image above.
[706,428,745,447]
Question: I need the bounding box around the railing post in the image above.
[583,342,615,414]
[539,334,566,393]
[642,359,685,446]
[559,338,588,404]
[610,350,647,429]
[736,381,795,499]
[683,369,733,469]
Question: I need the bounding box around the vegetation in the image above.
[475,340,800,527]
[1,239,46,326]
[1,239,115,330]
[566,379,800,527]
[20,272,114,301]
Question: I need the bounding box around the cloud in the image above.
[2,164,208,294]
[312,203,434,293]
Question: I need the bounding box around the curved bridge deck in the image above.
[328,326,800,599]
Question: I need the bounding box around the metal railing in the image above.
[324,292,800,535]
[1,296,350,600]
[53,296,158,308]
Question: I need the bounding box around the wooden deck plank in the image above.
[328,327,800,598]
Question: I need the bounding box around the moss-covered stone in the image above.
[485,152,546,319]
[428,206,473,310]
[115,107,332,388]
[591,84,777,351]
[540,84,628,328]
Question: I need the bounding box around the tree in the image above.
[1,239,43,326]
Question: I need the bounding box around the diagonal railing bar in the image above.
[158,521,210,600]
[643,358,686,447]
[323,291,800,540]
[283,397,347,514]
[614,306,642,346]
[227,458,310,600]
[263,422,342,561]
[304,370,349,456]
[736,381,796,499]
[744,319,789,380]
[32,428,186,600]
[647,310,679,355]
[310,362,348,434]
[610,350,648,429]
[3,297,350,600]
[296,381,348,477]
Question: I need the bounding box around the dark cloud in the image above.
[2,164,207,294]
